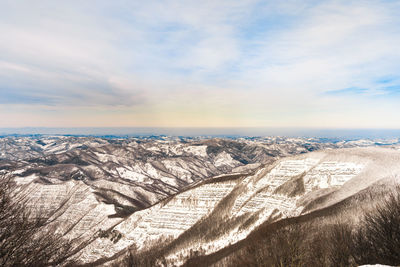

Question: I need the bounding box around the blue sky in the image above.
[1,0,400,128]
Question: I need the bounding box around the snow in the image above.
[14,174,37,185]
[4,136,400,265]
[77,177,238,262]
[214,151,238,167]
[183,145,208,157]
[303,161,364,191]
[77,147,400,265]
[116,167,150,183]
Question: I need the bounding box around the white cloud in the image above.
[1,0,400,127]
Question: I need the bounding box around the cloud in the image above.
[1,0,400,127]
[324,87,369,96]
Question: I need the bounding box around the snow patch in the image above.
[214,151,238,167]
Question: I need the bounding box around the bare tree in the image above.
[243,224,309,267]
[0,175,74,266]
[327,223,354,267]
[352,187,400,266]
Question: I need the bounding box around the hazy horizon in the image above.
[1,127,400,139]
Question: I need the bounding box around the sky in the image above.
[1,0,400,129]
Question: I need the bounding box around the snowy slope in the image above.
[2,136,400,265]
[75,147,400,265]
[1,136,333,259]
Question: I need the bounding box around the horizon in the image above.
[1,127,400,139]
[1,1,400,128]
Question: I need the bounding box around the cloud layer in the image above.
[1,0,400,128]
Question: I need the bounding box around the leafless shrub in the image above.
[303,224,329,267]
[238,224,309,267]
[116,235,174,267]
[352,187,400,266]
[0,176,74,266]
[326,222,355,267]
[311,187,400,267]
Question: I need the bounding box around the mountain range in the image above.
[1,135,400,266]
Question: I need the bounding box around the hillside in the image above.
[1,135,339,261]
[73,147,400,265]
[2,136,400,266]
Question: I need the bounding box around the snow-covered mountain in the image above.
[0,136,109,160]
[72,147,400,265]
[0,136,323,254]
[2,136,319,215]
[1,135,400,266]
